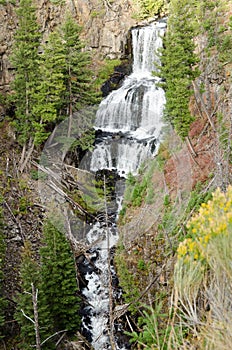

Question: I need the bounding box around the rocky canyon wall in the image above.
[0,0,137,94]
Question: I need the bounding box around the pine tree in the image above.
[40,220,81,334]
[32,31,66,146]
[33,18,98,152]
[10,0,41,169]
[15,241,52,350]
[60,16,98,151]
[62,16,98,111]
[159,0,200,139]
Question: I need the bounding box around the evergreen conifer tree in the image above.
[40,220,81,334]
[10,0,41,169]
[15,241,52,350]
[60,16,98,150]
[33,17,98,152]
[32,31,66,146]
[62,16,98,112]
[159,0,200,139]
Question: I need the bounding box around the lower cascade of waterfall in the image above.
[79,20,166,350]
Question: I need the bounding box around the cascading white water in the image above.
[80,20,166,350]
[132,23,163,76]
[90,139,154,176]
[91,21,166,175]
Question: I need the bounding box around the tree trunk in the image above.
[103,176,116,350]
[192,81,216,132]
[31,283,41,350]
[19,140,35,172]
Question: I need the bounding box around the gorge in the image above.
[1,1,232,349]
[77,20,166,349]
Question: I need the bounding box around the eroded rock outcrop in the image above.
[0,0,137,94]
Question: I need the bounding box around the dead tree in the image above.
[103,175,116,350]
[21,284,67,349]
[21,283,41,350]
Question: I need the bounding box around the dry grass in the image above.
[173,226,232,349]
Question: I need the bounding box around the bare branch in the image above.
[21,309,35,324]
[40,329,67,346]
[31,283,41,350]
[192,81,217,132]
[3,200,25,240]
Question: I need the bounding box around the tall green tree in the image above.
[60,16,98,151]
[159,0,200,139]
[32,31,66,146]
[33,17,98,153]
[10,0,42,170]
[15,241,52,350]
[40,220,81,334]
[62,16,98,113]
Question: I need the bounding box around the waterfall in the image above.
[80,20,166,349]
[91,21,166,175]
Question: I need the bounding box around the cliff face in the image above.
[0,0,136,94]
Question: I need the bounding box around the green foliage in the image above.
[90,9,105,18]
[14,196,31,215]
[199,0,231,63]
[30,169,47,181]
[0,0,16,6]
[10,9,99,156]
[174,186,232,348]
[185,183,212,216]
[15,220,81,348]
[40,220,81,334]
[158,0,200,139]
[163,194,170,206]
[93,58,121,92]
[49,0,65,4]
[156,142,171,171]
[58,16,99,151]
[33,30,66,145]
[32,16,98,150]
[15,241,52,350]
[10,0,41,146]
[115,242,140,314]
[131,179,147,207]
[127,301,182,349]
[132,0,168,20]
[127,172,136,186]
[137,259,147,270]
[177,186,232,263]
[122,161,156,211]
[61,16,99,111]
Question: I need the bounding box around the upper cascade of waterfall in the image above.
[93,20,166,140]
[132,21,166,78]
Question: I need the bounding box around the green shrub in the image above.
[132,0,167,19]
[93,58,121,92]
[115,243,140,314]
[137,259,146,270]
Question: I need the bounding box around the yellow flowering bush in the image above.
[175,186,232,348]
[177,186,232,263]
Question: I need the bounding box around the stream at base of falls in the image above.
[78,20,166,350]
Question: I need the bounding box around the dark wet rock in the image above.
[101,61,132,97]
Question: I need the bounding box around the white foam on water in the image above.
[81,20,166,350]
